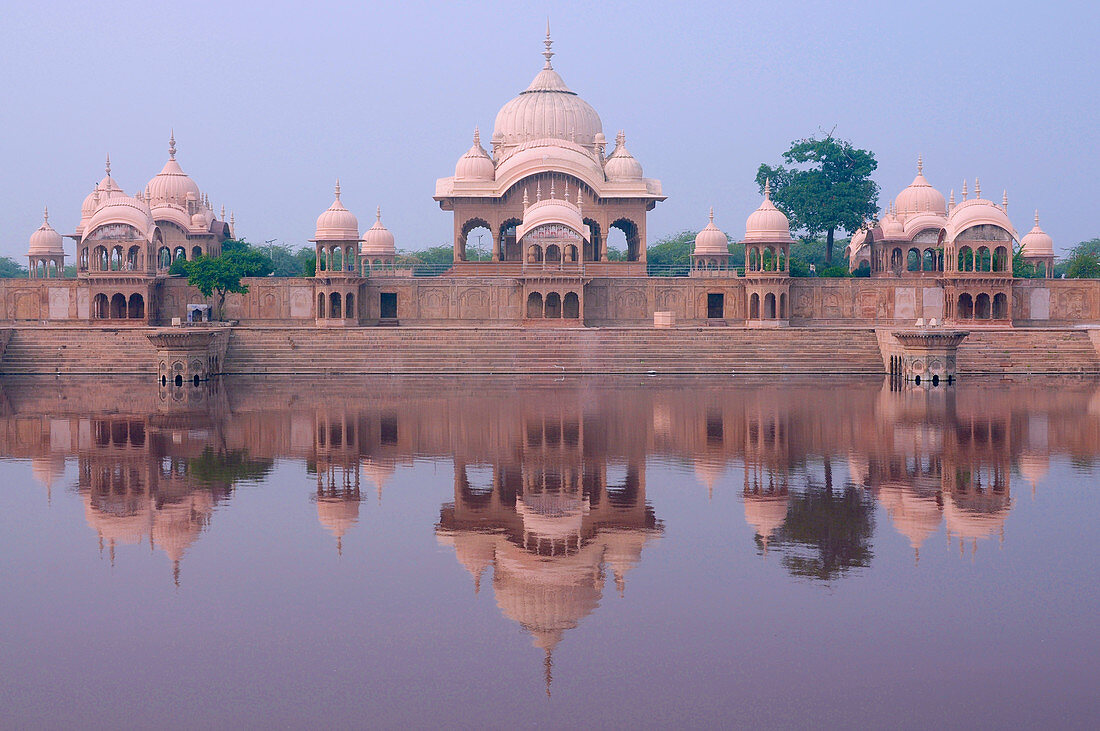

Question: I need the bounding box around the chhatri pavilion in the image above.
[12,27,1090,331]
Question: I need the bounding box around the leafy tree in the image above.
[646,230,695,274]
[757,133,879,264]
[183,256,249,319]
[1012,242,1039,279]
[406,245,455,268]
[229,248,274,278]
[1065,249,1100,278]
[266,244,309,277]
[0,256,28,278]
[296,247,316,277]
[187,447,274,489]
[168,257,189,277]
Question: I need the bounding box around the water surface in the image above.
[1,376,1097,728]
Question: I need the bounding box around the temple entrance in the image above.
[380,292,397,320]
[707,293,724,319]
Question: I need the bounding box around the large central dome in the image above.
[491,31,603,153]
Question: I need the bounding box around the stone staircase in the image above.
[221,327,887,375]
[956,329,1100,374]
[0,327,158,375]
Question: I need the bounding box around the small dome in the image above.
[454,128,495,180]
[894,156,946,217]
[880,207,904,238]
[361,207,396,256]
[603,131,643,180]
[313,181,359,241]
[147,134,202,207]
[744,179,792,241]
[29,207,65,255]
[191,212,208,228]
[693,208,729,255]
[1020,211,1054,256]
[79,156,125,228]
[947,192,1015,241]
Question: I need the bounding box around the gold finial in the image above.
[169,130,176,160]
[543,19,554,69]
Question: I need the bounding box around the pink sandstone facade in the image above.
[6,28,1100,370]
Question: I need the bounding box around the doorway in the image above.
[707,293,724,319]
[380,292,397,320]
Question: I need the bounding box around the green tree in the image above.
[1065,247,1100,278]
[1012,242,1039,278]
[184,256,249,319]
[646,230,696,275]
[0,256,28,278]
[296,247,316,277]
[757,133,879,265]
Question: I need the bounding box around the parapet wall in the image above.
[1,275,1099,327]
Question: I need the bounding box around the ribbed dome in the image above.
[693,208,729,255]
[603,131,643,180]
[516,186,586,242]
[492,34,603,153]
[1020,211,1054,256]
[455,128,495,180]
[744,180,792,241]
[29,207,65,255]
[361,207,396,255]
[82,194,154,242]
[147,134,202,207]
[895,156,946,217]
[314,181,359,241]
[880,207,904,238]
[80,157,125,227]
[947,195,1015,240]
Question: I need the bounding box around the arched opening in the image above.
[779,292,787,319]
[763,247,775,271]
[127,294,144,320]
[460,219,491,262]
[977,246,991,272]
[957,293,974,319]
[526,244,543,263]
[345,292,355,319]
[748,247,759,272]
[80,248,89,270]
[192,245,203,260]
[94,246,108,271]
[329,292,342,318]
[173,246,187,264]
[563,244,578,263]
[975,293,991,319]
[992,292,1008,319]
[749,292,760,319]
[332,248,345,272]
[110,293,127,319]
[545,244,561,264]
[609,218,640,261]
[158,247,171,269]
[563,292,580,318]
[993,246,1009,272]
[764,292,776,319]
[317,247,328,272]
[907,248,921,272]
[583,218,601,261]
[526,292,543,319]
[93,293,109,319]
[127,246,141,271]
[111,246,123,271]
[317,292,326,318]
[891,247,903,272]
[499,219,522,262]
[545,292,562,318]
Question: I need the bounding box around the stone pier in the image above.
[146,328,230,386]
[889,330,970,385]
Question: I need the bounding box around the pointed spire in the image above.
[523,187,529,208]
[550,179,555,199]
[536,182,541,202]
[169,130,176,160]
[473,125,481,147]
[563,179,569,202]
[542,19,554,69]
[709,206,715,223]
[230,211,235,238]
[43,205,49,225]
[1035,209,1040,226]
[962,179,968,201]
[105,154,111,177]
[949,189,955,209]
[1002,189,1008,212]
[917,153,923,176]
[220,204,226,220]
[616,129,625,149]
[764,177,772,200]
[376,205,382,222]
[334,179,341,200]
[974,177,981,198]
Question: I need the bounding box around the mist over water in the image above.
[0,375,1098,727]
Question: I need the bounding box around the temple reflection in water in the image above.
[3,375,1099,684]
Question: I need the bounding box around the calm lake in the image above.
[1,376,1098,728]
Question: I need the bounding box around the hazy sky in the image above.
[3,0,1097,258]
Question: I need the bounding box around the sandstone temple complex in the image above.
[5,28,1100,377]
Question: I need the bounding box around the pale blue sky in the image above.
[2,0,1096,257]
